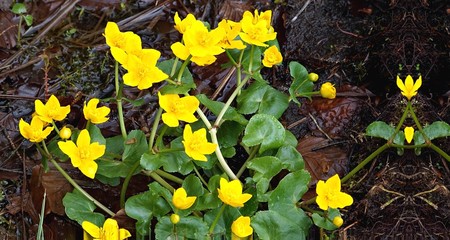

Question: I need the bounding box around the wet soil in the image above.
[0,0,449,239]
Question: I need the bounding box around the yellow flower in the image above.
[19,116,54,143]
[171,42,191,60]
[182,125,217,161]
[396,75,422,100]
[58,129,105,179]
[404,126,414,144]
[83,98,111,124]
[158,92,199,127]
[217,19,246,50]
[104,21,141,65]
[333,216,344,227]
[239,10,277,47]
[59,126,72,140]
[170,214,180,224]
[172,187,197,210]
[34,95,71,123]
[231,216,253,238]
[82,218,131,240]
[174,12,197,34]
[316,174,353,210]
[308,73,319,82]
[122,53,168,90]
[217,178,252,208]
[320,82,336,99]
[183,21,225,57]
[262,45,283,67]
[246,9,273,30]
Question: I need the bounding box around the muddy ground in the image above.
[0,0,449,239]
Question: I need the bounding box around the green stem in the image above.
[155,169,183,184]
[114,61,127,139]
[149,108,163,152]
[119,160,141,208]
[429,143,450,163]
[143,171,175,192]
[51,120,60,135]
[50,158,115,216]
[390,143,428,149]
[17,15,22,45]
[248,45,254,73]
[209,204,226,234]
[176,56,192,83]
[170,58,179,77]
[391,102,411,140]
[210,127,237,180]
[196,109,212,129]
[236,145,260,178]
[225,50,238,66]
[341,143,390,183]
[192,164,208,187]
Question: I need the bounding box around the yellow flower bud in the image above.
[59,126,72,140]
[170,214,180,224]
[404,126,414,144]
[308,73,319,82]
[320,82,336,99]
[333,216,344,227]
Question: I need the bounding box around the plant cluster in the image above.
[19,9,450,240]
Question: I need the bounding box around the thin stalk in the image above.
[51,120,60,135]
[149,108,163,152]
[176,56,192,83]
[50,158,115,216]
[114,61,127,139]
[391,102,411,141]
[236,145,260,178]
[119,160,141,208]
[341,143,390,183]
[144,171,175,192]
[210,127,237,180]
[248,45,254,73]
[192,164,208,187]
[155,169,183,184]
[429,143,450,163]
[209,204,226,234]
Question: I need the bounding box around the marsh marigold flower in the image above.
[83,98,110,124]
[182,125,217,161]
[262,45,283,67]
[308,73,319,82]
[104,21,141,65]
[217,19,246,50]
[82,218,131,240]
[320,82,336,99]
[19,116,54,143]
[396,75,422,100]
[158,92,199,127]
[174,12,197,34]
[217,178,252,208]
[172,187,197,210]
[316,174,353,210]
[404,126,414,144]
[239,10,276,47]
[122,53,168,90]
[35,95,70,123]
[59,126,72,140]
[170,214,180,224]
[231,216,253,238]
[58,129,105,179]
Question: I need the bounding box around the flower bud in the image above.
[170,214,180,224]
[320,82,336,99]
[333,216,344,227]
[59,126,72,140]
[308,73,319,82]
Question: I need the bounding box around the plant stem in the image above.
[209,204,226,234]
[155,169,183,184]
[114,61,127,139]
[176,56,192,83]
[119,160,141,208]
[210,127,238,180]
[429,143,450,163]
[50,158,115,216]
[341,143,390,183]
[17,16,22,45]
[143,171,175,192]
[192,164,208,187]
[149,108,163,152]
[236,145,260,178]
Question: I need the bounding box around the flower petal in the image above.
[82,221,101,238]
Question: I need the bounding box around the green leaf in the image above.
[204,206,241,237]
[217,121,245,148]
[182,175,204,196]
[62,189,105,227]
[155,216,209,239]
[415,121,450,145]
[252,210,308,240]
[284,129,298,147]
[242,46,262,73]
[122,97,145,107]
[125,183,172,236]
[123,130,148,161]
[11,3,27,14]
[366,121,403,143]
[237,81,289,119]
[247,156,282,182]
[276,145,304,171]
[105,135,124,155]
[256,178,271,202]
[242,114,285,153]
[141,151,194,175]
[269,170,310,210]
[312,208,340,230]
[158,59,196,94]
[196,94,248,125]
[288,61,314,104]
[87,124,106,145]
[24,14,33,26]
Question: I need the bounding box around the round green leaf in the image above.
[242,114,285,153]
[155,216,209,239]
[62,189,105,227]
[11,3,27,14]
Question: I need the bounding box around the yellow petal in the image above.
[315,195,329,210]
[171,42,190,60]
[332,192,354,209]
[404,126,414,144]
[82,221,101,239]
[58,141,79,164]
[76,129,91,149]
[326,174,341,192]
[79,160,98,179]
[413,75,422,92]
[404,75,414,89]
[88,142,106,160]
[396,76,406,92]
[119,228,132,239]
[162,113,179,127]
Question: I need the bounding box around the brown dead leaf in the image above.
[30,164,73,216]
[0,10,18,49]
[297,135,348,187]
